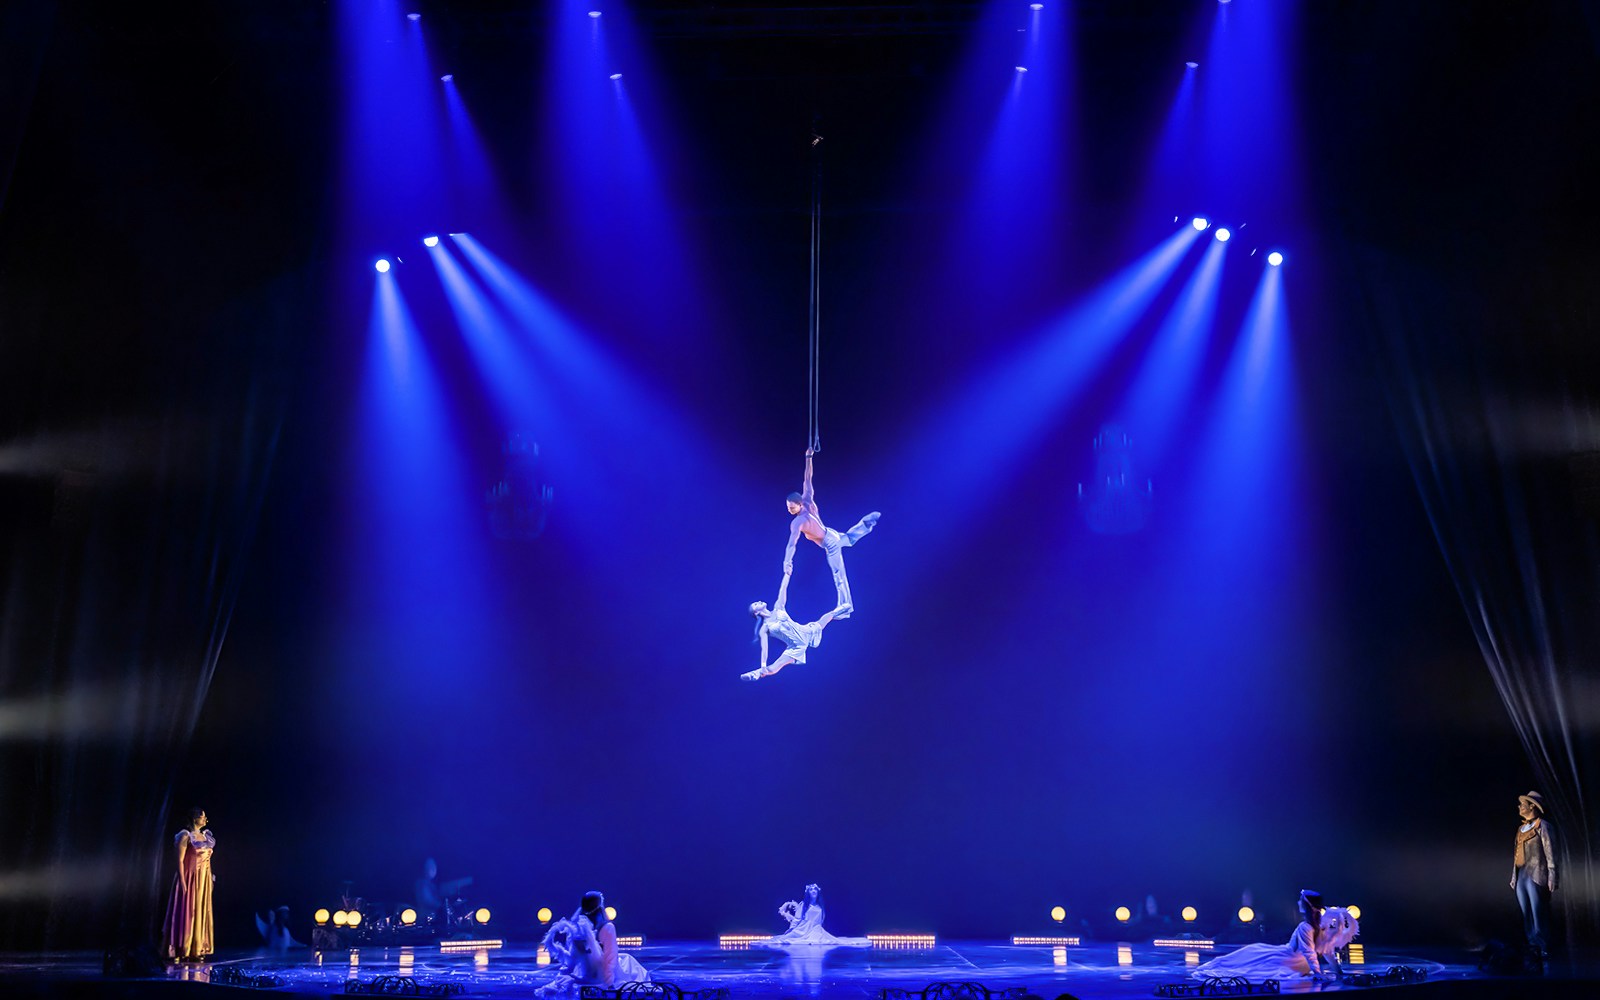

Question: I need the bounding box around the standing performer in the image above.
[1511,790,1558,959]
[741,578,845,681]
[783,448,879,617]
[163,808,216,962]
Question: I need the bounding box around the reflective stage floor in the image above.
[3,941,1595,999]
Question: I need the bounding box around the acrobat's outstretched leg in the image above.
[823,512,880,618]
[742,655,797,681]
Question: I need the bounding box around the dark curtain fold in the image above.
[1359,245,1600,947]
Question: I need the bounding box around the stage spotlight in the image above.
[1186,61,1199,69]
[348,911,363,928]
[441,74,453,83]
[407,13,420,21]
[1115,906,1131,923]
[1181,907,1198,922]
[605,907,617,921]
[588,10,602,16]
[1015,66,1029,73]
[538,907,553,923]
[1215,228,1231,242]
[1050,906,1066,922]
[375,259,391,273]
[315,909,330,925]
[401,908,417,926]
[1191,217,1209,231]
[423,235,439,247]
[1348,905,1362,919]
[1031,2,1044,8]
[332,910,349,926]
[475,908,492,924]
[609,73,623,80]
[1267,251,1284,266]
[1237,907,1255,923]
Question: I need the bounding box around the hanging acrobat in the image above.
[739,133,880,682]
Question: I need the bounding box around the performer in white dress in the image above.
[740,574,847,680]
[753,884,871,949]
[536,891,649,996]
[1193,890,1345,982]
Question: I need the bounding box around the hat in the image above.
[1518,791,1545,813]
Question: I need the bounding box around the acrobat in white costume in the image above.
[752,884,870,949]
[740,574,846,681]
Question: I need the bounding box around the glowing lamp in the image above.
[348,911,363,927]
[1181,906,1198,922]
[315,909,331,925]
[1238,907,1255,923]
[1267,251,1284,267]
[609,73,623,80]
[1186,61,1199,69]
[332,910,349,926]
[1191,217,1209,231]
[440,75,453,83]
[1031,3,1044,8]
[1015,66,1028,73]
[1348,905,1361,920]
[1050,906,1065,923]
[423,236,439,248]
[401,908,417,926]
[407,13,421,22]
[537,907,553,923]
[1215,228,1231,242]
[588,10,602,16]
[605,906,617,921]
[1115,906,1131,922]
[475,908,491,924]
[375,259,391,273]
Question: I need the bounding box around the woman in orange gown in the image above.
[162,808,215,962]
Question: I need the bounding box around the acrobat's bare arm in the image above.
[802,449,815,509]
[775,572,792,613]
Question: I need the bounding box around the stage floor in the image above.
[4,940,1589,999]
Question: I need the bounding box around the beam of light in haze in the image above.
[1111,237,1228,467]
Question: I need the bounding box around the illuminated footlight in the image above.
[1191,217,1209,231]
[1267,251,1284,267]
[1237,906,1255,923]
[1347,905,1361,920]
[374,259,391,273]
[315,909,331,925]
[1050,906,1066,922]
[1215,228,1231,242]
[537,907,553,923]
[609,73,623,80]
[423,236,439,248]
[475,908,492,924]
[440,74,453,83]
[605,906,617,921]
[401,908,417,926]
[332,910,349,926]
[348,911,363,928]
[1115,906,1131,923]
[1181,906,1198,922]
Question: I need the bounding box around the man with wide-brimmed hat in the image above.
[1510,791,1557,957]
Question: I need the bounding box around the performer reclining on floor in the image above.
[752,883,870,949]
[537,891,649,996]
[741,575,846,681]
[1193,890,1356,982]
[783,448,879,619]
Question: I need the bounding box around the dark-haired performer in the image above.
[782,449,879,618]
[1512,791,1558,958]
[163,808,215,962]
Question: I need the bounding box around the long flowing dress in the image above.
[162,829,215,961]
[1192,920,1321,981]
[536,918,649,996]
[753,905,871,949]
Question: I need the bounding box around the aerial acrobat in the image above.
[782,447,880,619]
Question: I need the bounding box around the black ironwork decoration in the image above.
[1341,966,1428,988]
[580,985,730,1000]
[208,966,287,988]
[1154,977,1280,997]
[344,974,467,996]
[880,984,1030,1000]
